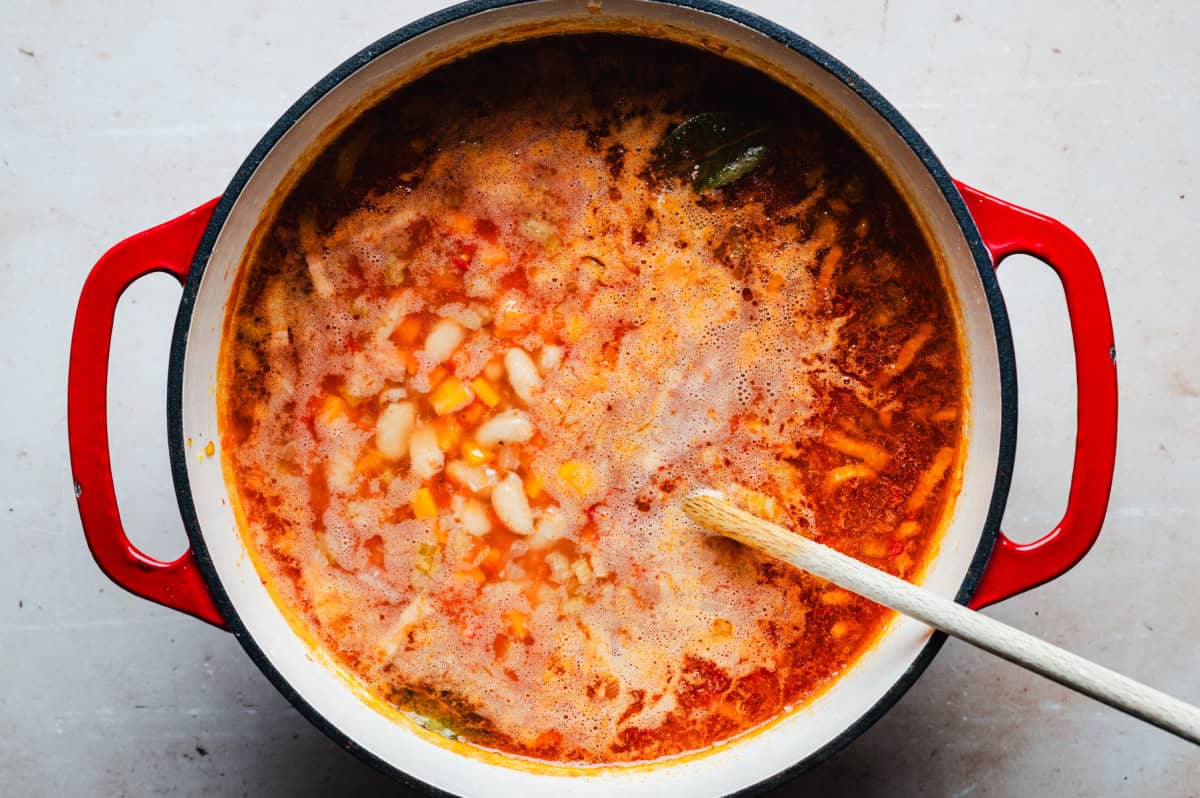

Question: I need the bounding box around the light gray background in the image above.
[2,1,1197,795]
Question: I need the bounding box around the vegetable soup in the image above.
[219,35,965,764]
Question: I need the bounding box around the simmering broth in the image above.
[219,35,965,764]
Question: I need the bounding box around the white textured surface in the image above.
[1,1,1197,795]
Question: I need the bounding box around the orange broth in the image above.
[219,35,965,764]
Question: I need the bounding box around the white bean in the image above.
[422,318,465,363]
[375,401,416,460]
[380,596,425,658]
[471,303,493,326]
[504,347,542,404]
[474,409,534,447]
[589,551,611,579]
[522,218,556,243]
[445,460,499,496]
[491,472,533,535]
[452,495,492,537]
[378,386,408,404]
[500,560,528,581]
[327,448,356,494]
[298,213,335,299]
[345,353,383,401]
[304,252,334,299]
[437,302,491,331]
[263,279,291,338]
[545,551,571,584]
[392,595,424,633]
[538,344,563,373]
[528,505,569,550]
[408,426,444,480]
[572,558,593,584]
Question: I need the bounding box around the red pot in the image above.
[67,1,1117,794]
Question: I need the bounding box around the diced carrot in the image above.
[460,401,487,428]
[830,621,855,640]
[401,350,419,375]
[430,375,474,415]
[494,301,529,334]
[562,313,586,343]
[479,246,510,267]
[461,440,494,466]
[445,211,473,235]
[480,546,503,576]
[820,590,853,606]
[859,537,889,558]
[558,460,597,496]
[535,313,562,343]
[397,316,423,346]
[412,487,438,520]
[524,472,544,500]
[470,377,501,408]
[434,416,464,451]
[319,395,349,424]
[508,609,529,640]
[356,449,387,474]
[428,365,448,389]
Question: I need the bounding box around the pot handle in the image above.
[68,199,227,628]
[955,181,1118,608]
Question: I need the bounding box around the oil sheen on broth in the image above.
[220,36,965,764]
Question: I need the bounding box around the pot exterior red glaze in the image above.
[67,1,1117,794]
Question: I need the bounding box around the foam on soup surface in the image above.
[220,35,965,764]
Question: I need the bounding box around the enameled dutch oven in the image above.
[67,1,1118,794]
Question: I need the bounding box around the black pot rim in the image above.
[166,1,1018,795]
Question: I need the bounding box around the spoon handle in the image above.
[682,491,1200,746]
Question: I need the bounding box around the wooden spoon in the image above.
[681,489,1200,746]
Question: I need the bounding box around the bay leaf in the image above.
[656,111,771,190]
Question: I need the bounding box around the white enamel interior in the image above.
[177,2,1003,795]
